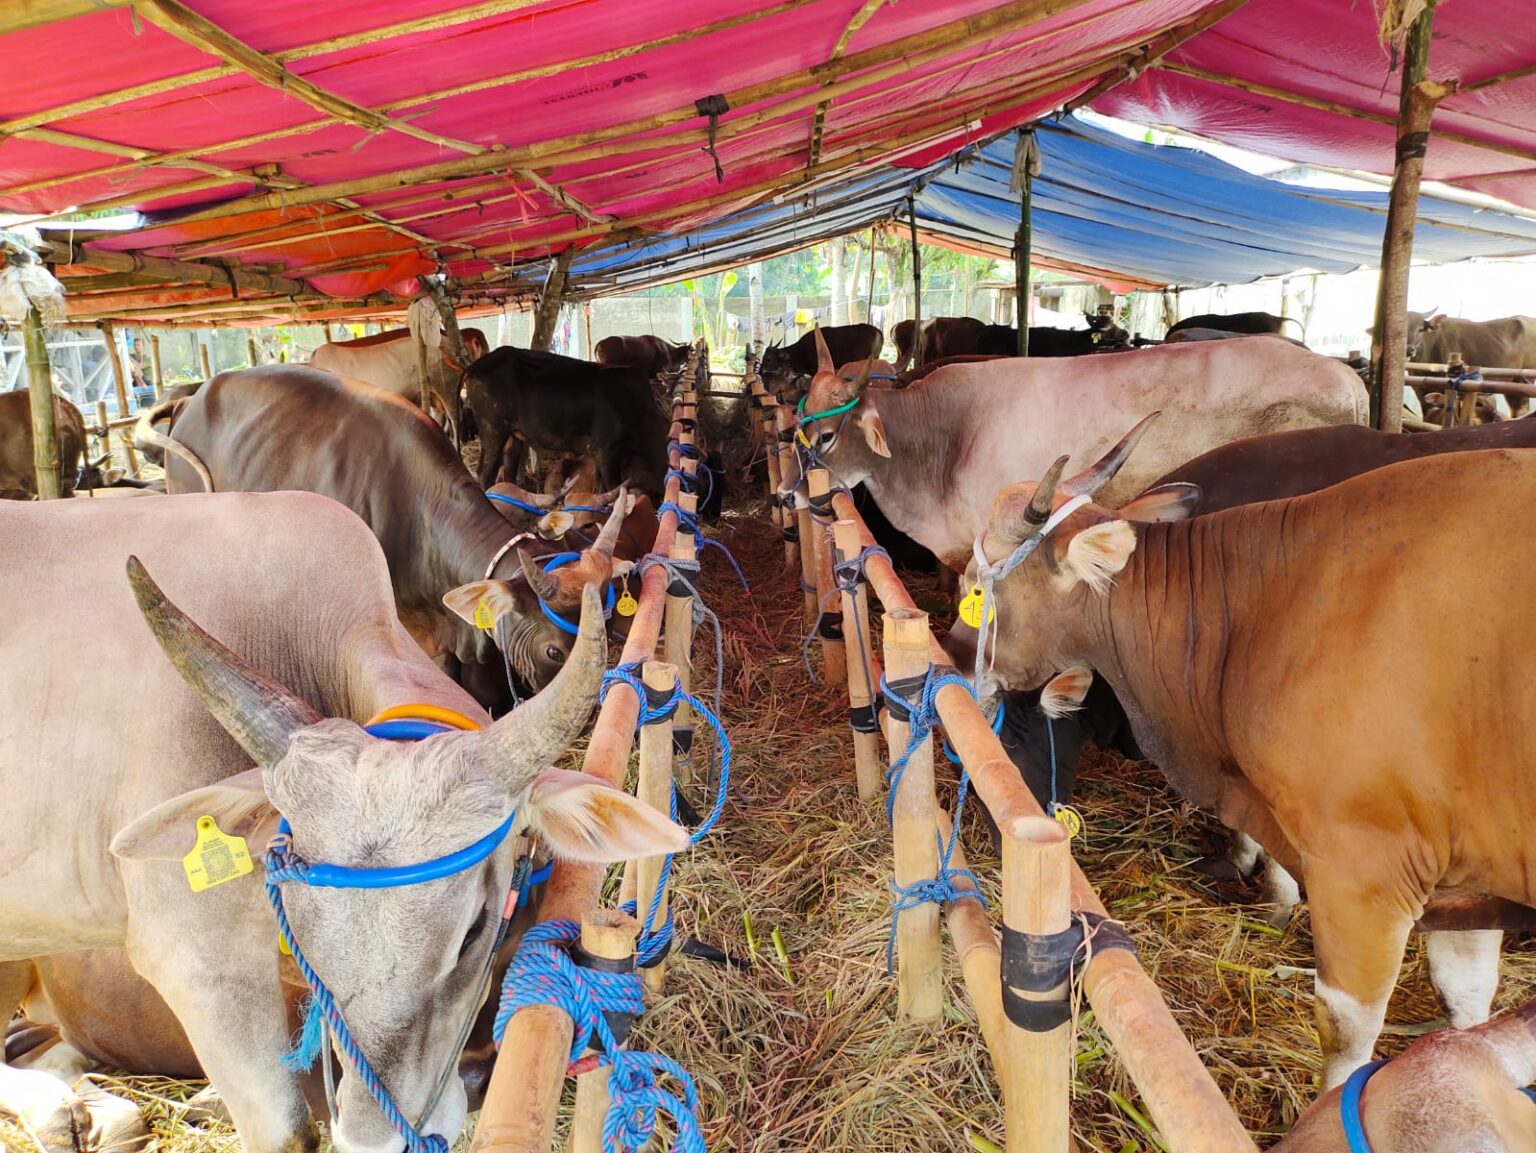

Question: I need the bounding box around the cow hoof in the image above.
[1260,903,1296,930]
[75,1083,150,1153]
[181,1086,232,1127]
[1188,854,1244,882]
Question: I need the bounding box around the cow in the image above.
[1271,999,1536,1152]
[1167,310,1299,338]
[594,335,691,387]
[759,324,882,386]
[1407,313,1536,418]
[985,417,1536,920]
[891,317,986,368]
[310,326,489,435]
[1,389,87,500]
[0,491,687,1153]
[464,347,669,497]
[896,354,1006,387]
[787,330,1368,572]
[137,365,631,704]
[132,381,200,468]
[487,480,658,561]
[976,313,1131,358]
[1164,327,1307,348]
[955,437,1536,1088]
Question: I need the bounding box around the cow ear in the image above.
[443,579,522,628]
[1118,482,1200,523]
[111,768,278,863]
[859,408,891,457]
[521,769,690,862]
[1040,667,1093,718]
[1053,521,1136,594]
[1429,314,1446,328]
[537,511,575,540]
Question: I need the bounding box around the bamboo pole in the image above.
[95,401,111,466]
[936,809,1007,1074]
[632,661,679,995]
[567,909,640,1153]
[149,334,164,401]
[530,250,573,352]
[883,608,943,1024]
[756,375,787,551]
[47,241,310,298]
[832,519,883,802]
[1015,129,1033,356]
[776,407,801,574]
[1370,4,1449,433]
[199,338,213,380]
[794,484,818,628]
[908,196,924,366]
[831,491,1257,1152]
[23,309,62,501]
[101,322,130,417]
[805,468,847,686]
[664,521,697,787]
[473,421,687,1153]
[247,335,260,366]
[1003,815,1073,1153]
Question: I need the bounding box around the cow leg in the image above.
[1426,929,1502,1028]
[1307,868,1416,1090]
[1259,855,1302,927]
[0,961,31,1027]
[124,934,315,1153]
[475,421,508,488]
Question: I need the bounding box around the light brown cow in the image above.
[956,442,1536,1088]
[309,327,489,433]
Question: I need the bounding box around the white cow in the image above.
[0,492,685,1153]
[309,327,489,434]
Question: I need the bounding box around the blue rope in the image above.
[658,500,749,591]
[941,698,1005,765]
[879,666,987,974]
[665,462,715,511]
[495,920,704,1153]
[600,662,732,966]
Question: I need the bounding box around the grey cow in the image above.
[0,492,686,1153]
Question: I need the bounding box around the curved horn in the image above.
[518,549,562,602]
[589,482,626,510]
[481,584,606,788]
[814,326,834,375]
[127,556,321,765]
[587,484,630,560]
[498,482,557,510]
[1061,412,1161,500]
[1025,455,1070,526]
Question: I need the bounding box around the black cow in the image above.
[760,324,882,383]
[1,389,86,499]
[1167,310,1300,338]
[465,347,669,497]
[975,313,1130,357]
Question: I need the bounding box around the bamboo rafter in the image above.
[807,0,891,171]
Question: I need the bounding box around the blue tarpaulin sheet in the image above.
[561,117,1536,293]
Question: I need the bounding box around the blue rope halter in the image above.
[1338,1059,1536,1153]
[487,492,614,519]
[879,666,988,973]
[538,552,618,635]
[264,713,532,1153]
[656,500,749,592]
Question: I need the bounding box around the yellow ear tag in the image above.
[1052,805,1084,840]
[182,815,253,893]
[473,597,496,631]
[796,428,813,449]
[615,589,638,618]
[956,585,994,629]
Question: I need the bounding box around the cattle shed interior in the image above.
[7,2,1536,1153]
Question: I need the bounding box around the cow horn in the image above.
[590,482,626,510]
[1061,412,1161,499]
[554,473,581,504]
[501,482,557,510]
[814,326,834,375]
[126,556,321,766]
[518,549,562,602]
[587,485,630,560]
[1025,455,1070,526]
[481,584,605,790]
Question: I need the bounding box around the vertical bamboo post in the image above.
[907,196,924,366]
[805,468,847,686]
[95,400,111,466]
[664,523,697,788]
[775,405,801,573]
[1369,1,1444,432]
[1002,815,1074,1153]
[149,333,164,401]
[198,336,213,380]
[413,321,433,413]
[247,334,260,366]
[23,308,62,500]
[632,661,679,995]
[566,908,640,1153]
[795,485,818,628]
[883,608,942,1023]
[1015,128,1034,357]
[833,519,883,801]
[582,300,594,361]
[102,322,130,416]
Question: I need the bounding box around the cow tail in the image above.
[133,399,214,493]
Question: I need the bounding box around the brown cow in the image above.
[961,440,1536,1088]
[0,390,86,499]
[594,334,690,395]
[891,317,986,369]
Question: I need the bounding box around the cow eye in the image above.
[545,644,565,664]
[458,908,488,959]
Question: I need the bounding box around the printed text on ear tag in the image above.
[1052,805,1084,840]
[183,815,253,892]
[473,597,496,630]
[957,585,995,629]
[615,589,638,618]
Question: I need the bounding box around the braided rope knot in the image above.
[657,501,748,591]
[602,1050,706,1153]
[262,834,311,884]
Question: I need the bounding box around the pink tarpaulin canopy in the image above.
[2,0,1533,322]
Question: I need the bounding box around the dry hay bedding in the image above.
[79,494,1536,1153]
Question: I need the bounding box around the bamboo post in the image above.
[23,308,62,500]
[937,809,1007,1073]
[907,196,924,365]
[566,909,639,1153]
[805,468,847,686]
[531,249,573,352]
[1002,815,1073,1153]
[664,522,697,788]
[198,336,212,380]
[149,333,164,401]
[633,661,679,994]
[101,322,130,416]
[247,334,260,366]
[775,406,802,574]
[582,300,594,361]
[832,519,883,801]
[795,484,818,628]
[1015,128,1033,356]
[413,320,433,412]
[95,400,111,465]
[883,607,942,1023]
[1369,1,1447,432]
